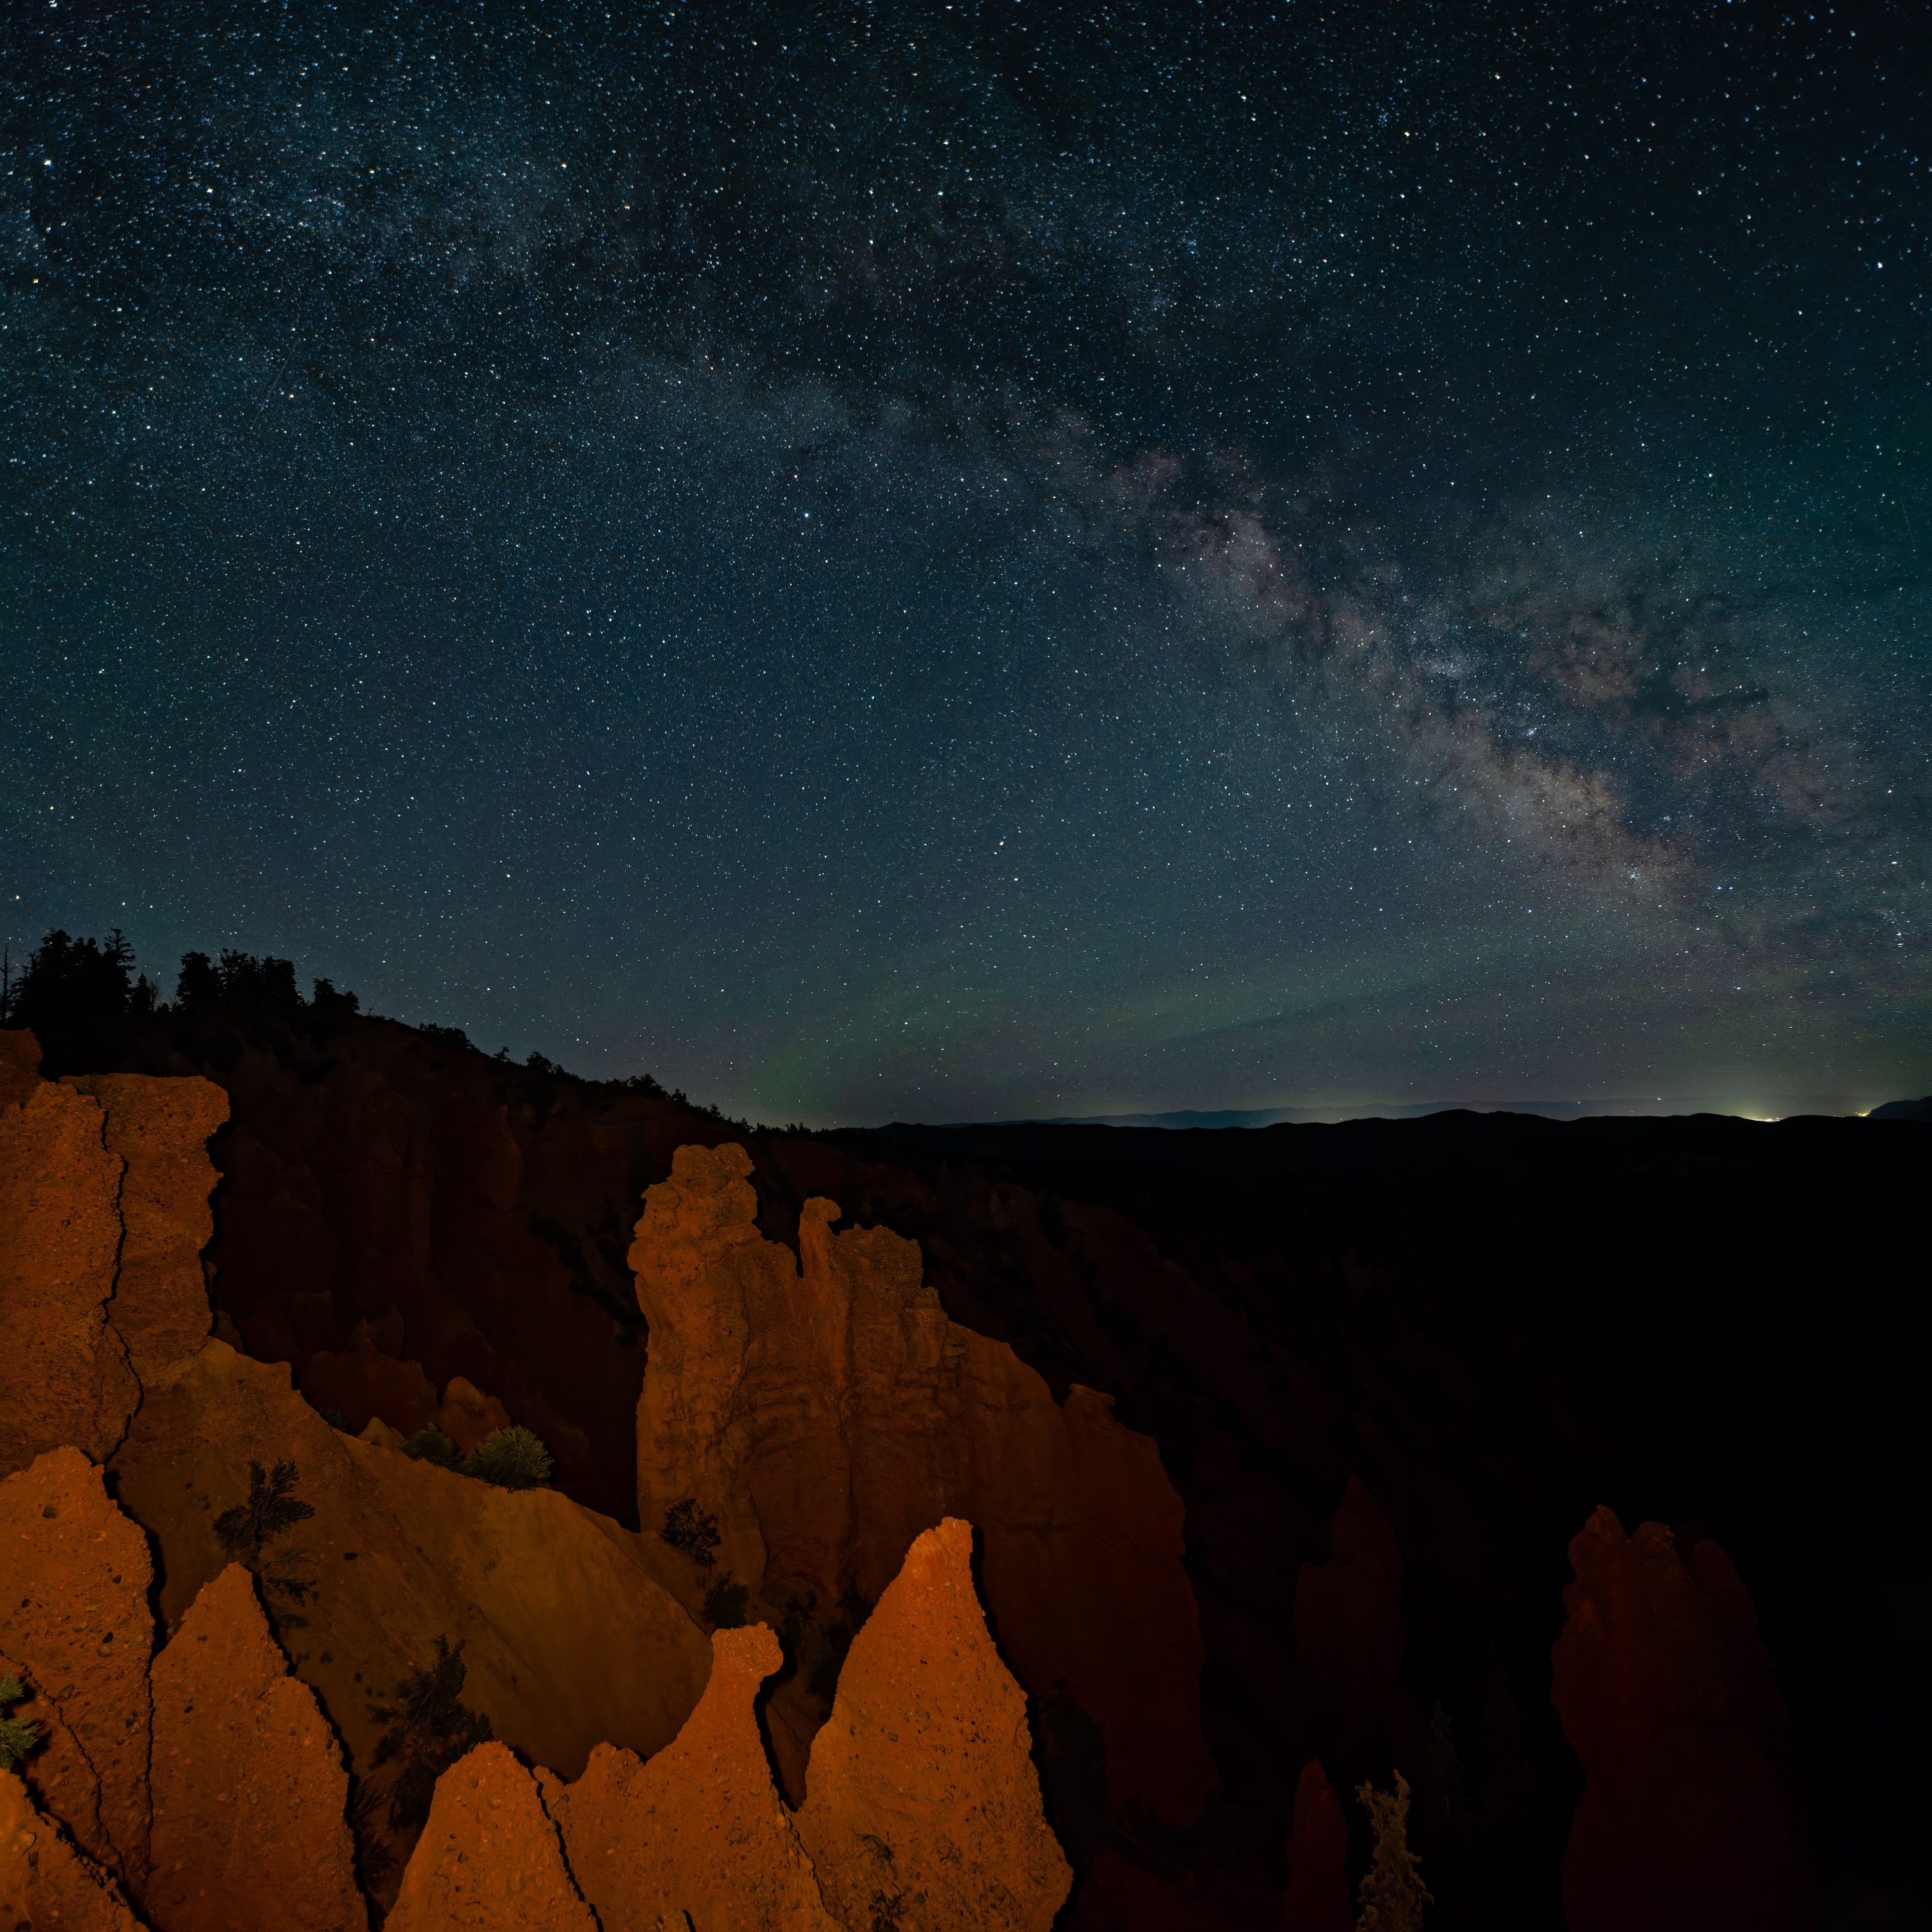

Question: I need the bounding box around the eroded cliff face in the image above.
[1552,1507,1807,1932]
[1,1035,1079,1931]
[0,1767,145,1932]
[630,1142,1217,1826]
[0,1046,141,1474]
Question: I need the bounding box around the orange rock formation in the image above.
[630,1143,1215,1823]
[0,1041,1080,1931]
[65,1074,229,1378]
[0,1447,155,1887]
[1552,1506,1806,1932]
[0,1768,145,1932]
[0,1048,139,1474]
[386,1741,596,1932]
[795,1517,1073,1932]
[146,1564,366,1932]
[548,1623,840,1932]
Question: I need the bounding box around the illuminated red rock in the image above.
[65,1074,228,1378]
[0,1049,139,1475]
[1280,1758,1350,1932]
[1294,1477,1405,1769]
[386,1740,596,1932]
[144,1563,366,1932]
[1551,1506,1807,1932]
[0,1768,146,1932]
[795,1517,1072,1932]
[630,1144,1216,1825]
[0,1446,155,1887]
[549,1623,838,1931]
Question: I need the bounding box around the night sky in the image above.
[3,1,1927,1124]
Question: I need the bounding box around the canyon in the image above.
[4,1002,1919,1925]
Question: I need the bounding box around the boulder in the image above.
[795,1518,1072,1932]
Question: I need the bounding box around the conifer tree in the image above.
[1355,1769,1432,1931]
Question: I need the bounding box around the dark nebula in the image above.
[3,0,1926,1121]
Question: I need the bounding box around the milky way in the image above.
[2,1,1926,1120]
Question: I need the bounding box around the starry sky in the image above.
[3,0,1927,1124]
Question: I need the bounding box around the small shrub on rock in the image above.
[703,1576,751,1629]
[368,1636,494,1829]
[663,1497,721,1571]
[0,1672,42,1771]
[401,1426,462,1469]
[463,1425,554,1491]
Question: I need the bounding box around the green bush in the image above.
[401,1426,462,1469]
[463,1426,554,1491]
[0,1671,42,1772]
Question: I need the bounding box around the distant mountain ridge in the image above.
[1030,1094,1903,1128]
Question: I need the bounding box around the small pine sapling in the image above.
[1355,1769,1432,1931]
[214,1459,318,1617]
[368,1636,494,1829]
[214,1459,315,1562]
[0,1671,42,1772]
[662,1497,721,1571]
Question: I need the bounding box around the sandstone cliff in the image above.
[630,1142,1216,1826]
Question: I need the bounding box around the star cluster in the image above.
[2,0,1926,1120]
